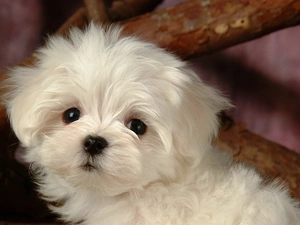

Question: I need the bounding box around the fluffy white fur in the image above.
[2,23,300,225]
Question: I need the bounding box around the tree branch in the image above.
[83,0,163,22]
[84,0,110,23]
[103,0,163,21]
[218,122,300,199]
[122,0,300,58]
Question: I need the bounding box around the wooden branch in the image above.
[84,0,110,23]
[218,122,300,199]
[122,0,300,58]
[83,0,163,22]
[102,0,163,21]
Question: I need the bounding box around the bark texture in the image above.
[122,0,300,58]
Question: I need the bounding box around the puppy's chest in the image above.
[75,186,251,225]
[85,193,202,225]
[87,202,193,225]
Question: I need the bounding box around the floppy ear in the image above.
[2,66,53,148]
[169,67,231,163]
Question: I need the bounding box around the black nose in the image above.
[83,135,108,155]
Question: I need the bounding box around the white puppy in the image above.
[2,23,300,225]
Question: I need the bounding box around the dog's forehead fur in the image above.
[35,24,188,118]
[39,24,184,87]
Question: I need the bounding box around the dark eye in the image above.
[63,107,81,124]
[127,119,147,135]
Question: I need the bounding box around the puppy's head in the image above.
[2,24,230,195]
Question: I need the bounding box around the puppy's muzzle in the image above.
[84,135,108,156]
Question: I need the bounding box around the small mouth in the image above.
[82,163,96,171]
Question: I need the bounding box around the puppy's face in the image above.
[3,24,229,196]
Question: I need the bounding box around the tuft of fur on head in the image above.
[3,23,298,225]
